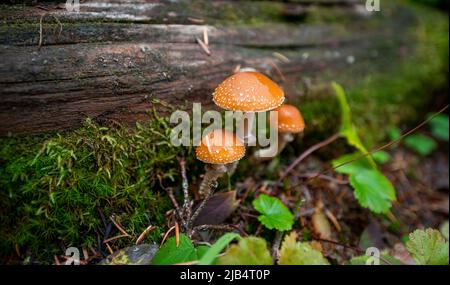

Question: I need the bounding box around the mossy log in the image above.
[0,0,448,137]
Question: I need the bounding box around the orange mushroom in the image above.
[213,71,285,112]
[254,104,305,160]
[196,129,246,197]
[212,71,285,144]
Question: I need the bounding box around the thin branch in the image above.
[189,190,213,229]
[136,225,156,245]
[196,37,211,55]
[278,133,341,182]
[109,215,131,237]
[160,225,176,246]
[271,231,283,263]
[103,234,129,244]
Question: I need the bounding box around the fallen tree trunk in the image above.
[0,0,447,136]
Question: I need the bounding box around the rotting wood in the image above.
[0,0,437,135]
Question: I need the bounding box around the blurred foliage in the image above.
[0,111,192,263]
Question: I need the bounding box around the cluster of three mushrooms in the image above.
[196,71,305,196]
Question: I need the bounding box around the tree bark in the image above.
[0,0,442,135]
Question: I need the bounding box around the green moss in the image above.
[0,111,194,263]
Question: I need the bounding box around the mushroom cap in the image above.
[213,72,285,112]
[270,104,305,133]
[196,129,246,164]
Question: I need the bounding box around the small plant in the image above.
[252,194,294,231]
[350,228,449,265]
[332,82,396,214]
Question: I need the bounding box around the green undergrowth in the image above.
[0,111,194,263]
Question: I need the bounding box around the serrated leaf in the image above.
[218,237,272,265]
[278,232,329,265]
[197,233,239,265]
[404,134,437,156]
[406,229,449,265]
[252,194,293,231]
[151,234,197,265]
[350,254,402,265]
[350,169,396,214]
[331,152,373,175]
[429,114,449,141]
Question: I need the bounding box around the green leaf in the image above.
[252,194,294,231]
[429,114,449,141]
[332,82,376,168]
[278,232,329,265]
[331,152,373,175]
[388,127,401,141]
[197,233,240,265]
[440,222,449,240]
[196,245,211,260]
[404,134,437,156]
[151,234,197,265]
[406,229,449,265]
[350,169,396,214]
[350,254,403,265]
[218,237,272,265]
[372,151,390,164]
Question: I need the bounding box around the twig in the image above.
[189,190,213,229]
[175,222,180,247]
[109,215,131,237]
[279,133,341,182]
[297,172,348,185]
[103,234,129,244]
[38,15,44,49]
[196,37,211,55]
[136,225,156,245]
[179,159,191,225]
[324,209,342,232]
[105,243,114,255]
[203,27,209,46]
[313,237,393,265]
[273,52,290,63]
[160,225,176,246]
[193,224,239,233]
[271,231,283,263]
[187,17,205,24]
[268,60,286,82]
[38,13,63,49]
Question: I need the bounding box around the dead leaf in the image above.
[193,190,240,226]
[312,205,332,240]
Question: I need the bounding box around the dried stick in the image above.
[136,225,156,245]
[279,133,341,182]
[103,234,129,244]
[109,215,131,237]
[271,231,283,263]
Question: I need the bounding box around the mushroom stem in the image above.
[198,164,228,197]
[253,133,294,161]
[237,113,257,145]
